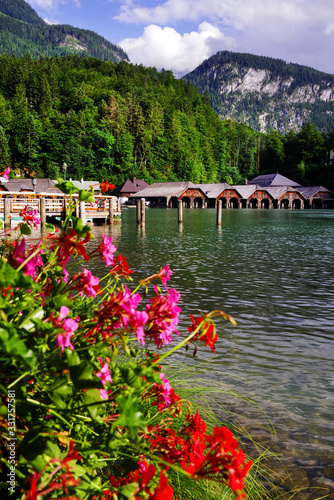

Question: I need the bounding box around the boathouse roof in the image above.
[297,186,332,197]
[266,186,302,199]
[114,177,148,196]
[198,183,230,198]
[130,182,191,198]
[248,173,301,187]
[4,178,60,193]
[232,185,257,198]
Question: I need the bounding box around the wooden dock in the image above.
[0,192,121,227]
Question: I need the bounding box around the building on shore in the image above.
[129,174,334,209]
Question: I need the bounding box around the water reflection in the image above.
[86,208,334,498]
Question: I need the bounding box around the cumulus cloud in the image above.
[119,22,235,76]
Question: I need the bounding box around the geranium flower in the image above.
[49,306,79,352]
[96,235,116,266]
[95,357,113,399]
[100,180,115,194]
[1,166,10,180]
[19,205,41,228]
[145,286,181,347]
[72,268,101,298]
[110,254,133,278]
[187,314,218,353]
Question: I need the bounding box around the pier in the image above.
[0,192,121,227]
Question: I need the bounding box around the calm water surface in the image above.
[88,208,334,497]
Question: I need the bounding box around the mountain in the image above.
[0,0,129,62]
[183,51,334,134]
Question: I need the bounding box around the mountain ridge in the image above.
[183,51,334,133]
[0,0,129,62]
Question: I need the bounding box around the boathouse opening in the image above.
[261,199,270,209]
[194,197,203,208]
[248,198,258,209]
[229,197,239,208]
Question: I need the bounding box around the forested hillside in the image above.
[0,0,128,62]
[0,55,333,191]
[183,51,334,134]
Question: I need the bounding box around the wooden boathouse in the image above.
[129,174,334,210]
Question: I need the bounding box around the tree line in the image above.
[0,54,333,191]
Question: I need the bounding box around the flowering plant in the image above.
[0,175,252,500]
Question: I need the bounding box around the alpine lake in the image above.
[84,207,334,499]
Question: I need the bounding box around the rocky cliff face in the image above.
[183,52,334,133]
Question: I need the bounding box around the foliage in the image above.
[0,52,333,190]
[0,175,254,500]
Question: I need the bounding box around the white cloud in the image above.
[115,0,334,36]
[119,22,235,76]
[43,18,60,24]
[26,0,60,8]
[26,0,81,10]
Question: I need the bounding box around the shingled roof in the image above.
[248,173,301,187]
[3,178,60,193]
[130,182,191,198]
[114,177,148,195]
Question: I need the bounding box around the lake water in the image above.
[87,207,334,499]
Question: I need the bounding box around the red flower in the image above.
[19,205,41,228]
[100,180,115,194]
[110,254,134,278]
[51,229,91,273]
[187,314,218,352]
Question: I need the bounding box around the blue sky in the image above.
[26,0,334,77]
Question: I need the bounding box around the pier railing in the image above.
[0,192,120,226]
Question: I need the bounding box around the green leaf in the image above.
[44,222,56,233]
[56,178,78,195]
[19,222,32,235]
[119,483,139,499]
[70,361,101,390]
[70,215,91,238]
[0,325,37,368]
[65,348,81,367]
[80,389,104,422]
[115,394,146,436]
[78,188,95,203]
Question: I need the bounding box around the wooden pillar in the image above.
[140,198,145,227]
[4,198,10,228]
[40,197,46,225]
[178,200,183,223]
[79,201,86,224]
[109,198,114,225]
[117,197,121,213]
[217,199,222,226]
[136,199,141,224]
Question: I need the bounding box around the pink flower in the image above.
[97,235,116,266]
[1,167,10,180]
[7,240,43,278]
[158,265,173,286]
[95,358,112,400]
[129,310,149,345]
[73,268,100,298]
[159,373,172,406]
[145,286,181,348]
[94,285,148,341]
[53,306,79,351]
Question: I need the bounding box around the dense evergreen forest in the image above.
[0,55,333,191]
